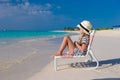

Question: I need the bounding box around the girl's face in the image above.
[79,29,84,35]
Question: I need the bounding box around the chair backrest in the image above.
[87,30,96,51]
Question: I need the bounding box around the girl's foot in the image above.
[51,51,62,58]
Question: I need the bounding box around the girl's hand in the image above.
[74,41,77,46]
[74,41,79,46]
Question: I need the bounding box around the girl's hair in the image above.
[79,33,89,45]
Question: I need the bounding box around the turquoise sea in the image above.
[0,30,68,39]
[0,30,69,44]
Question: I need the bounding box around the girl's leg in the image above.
[52,35,76,56]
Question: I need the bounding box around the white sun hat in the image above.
[77,20,92,34]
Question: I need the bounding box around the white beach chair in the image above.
[54,30,99,71]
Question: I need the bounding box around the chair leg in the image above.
[89,49,99,69]
[88,51,93,62]
[54,57,57,71]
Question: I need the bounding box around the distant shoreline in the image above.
[52,27,120,32]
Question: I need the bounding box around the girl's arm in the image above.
[75,42,87,52]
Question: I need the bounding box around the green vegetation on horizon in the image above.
[63,26,119,31]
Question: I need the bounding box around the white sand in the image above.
[0,37,59,80]
[27,30,120,80]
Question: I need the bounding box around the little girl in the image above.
[52,20,92,57]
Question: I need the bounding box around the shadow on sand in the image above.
[56,58,120,71]
[98,58,120,69]
[94,58,120,79]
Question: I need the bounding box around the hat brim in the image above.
[76,24,90,35]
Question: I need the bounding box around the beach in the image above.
[0,31,67,80]
[0,30,120,80]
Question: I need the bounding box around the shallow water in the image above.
[0,31,69,72]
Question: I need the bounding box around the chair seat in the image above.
[54,55,86,59]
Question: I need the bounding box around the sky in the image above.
[0,0,120,31]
